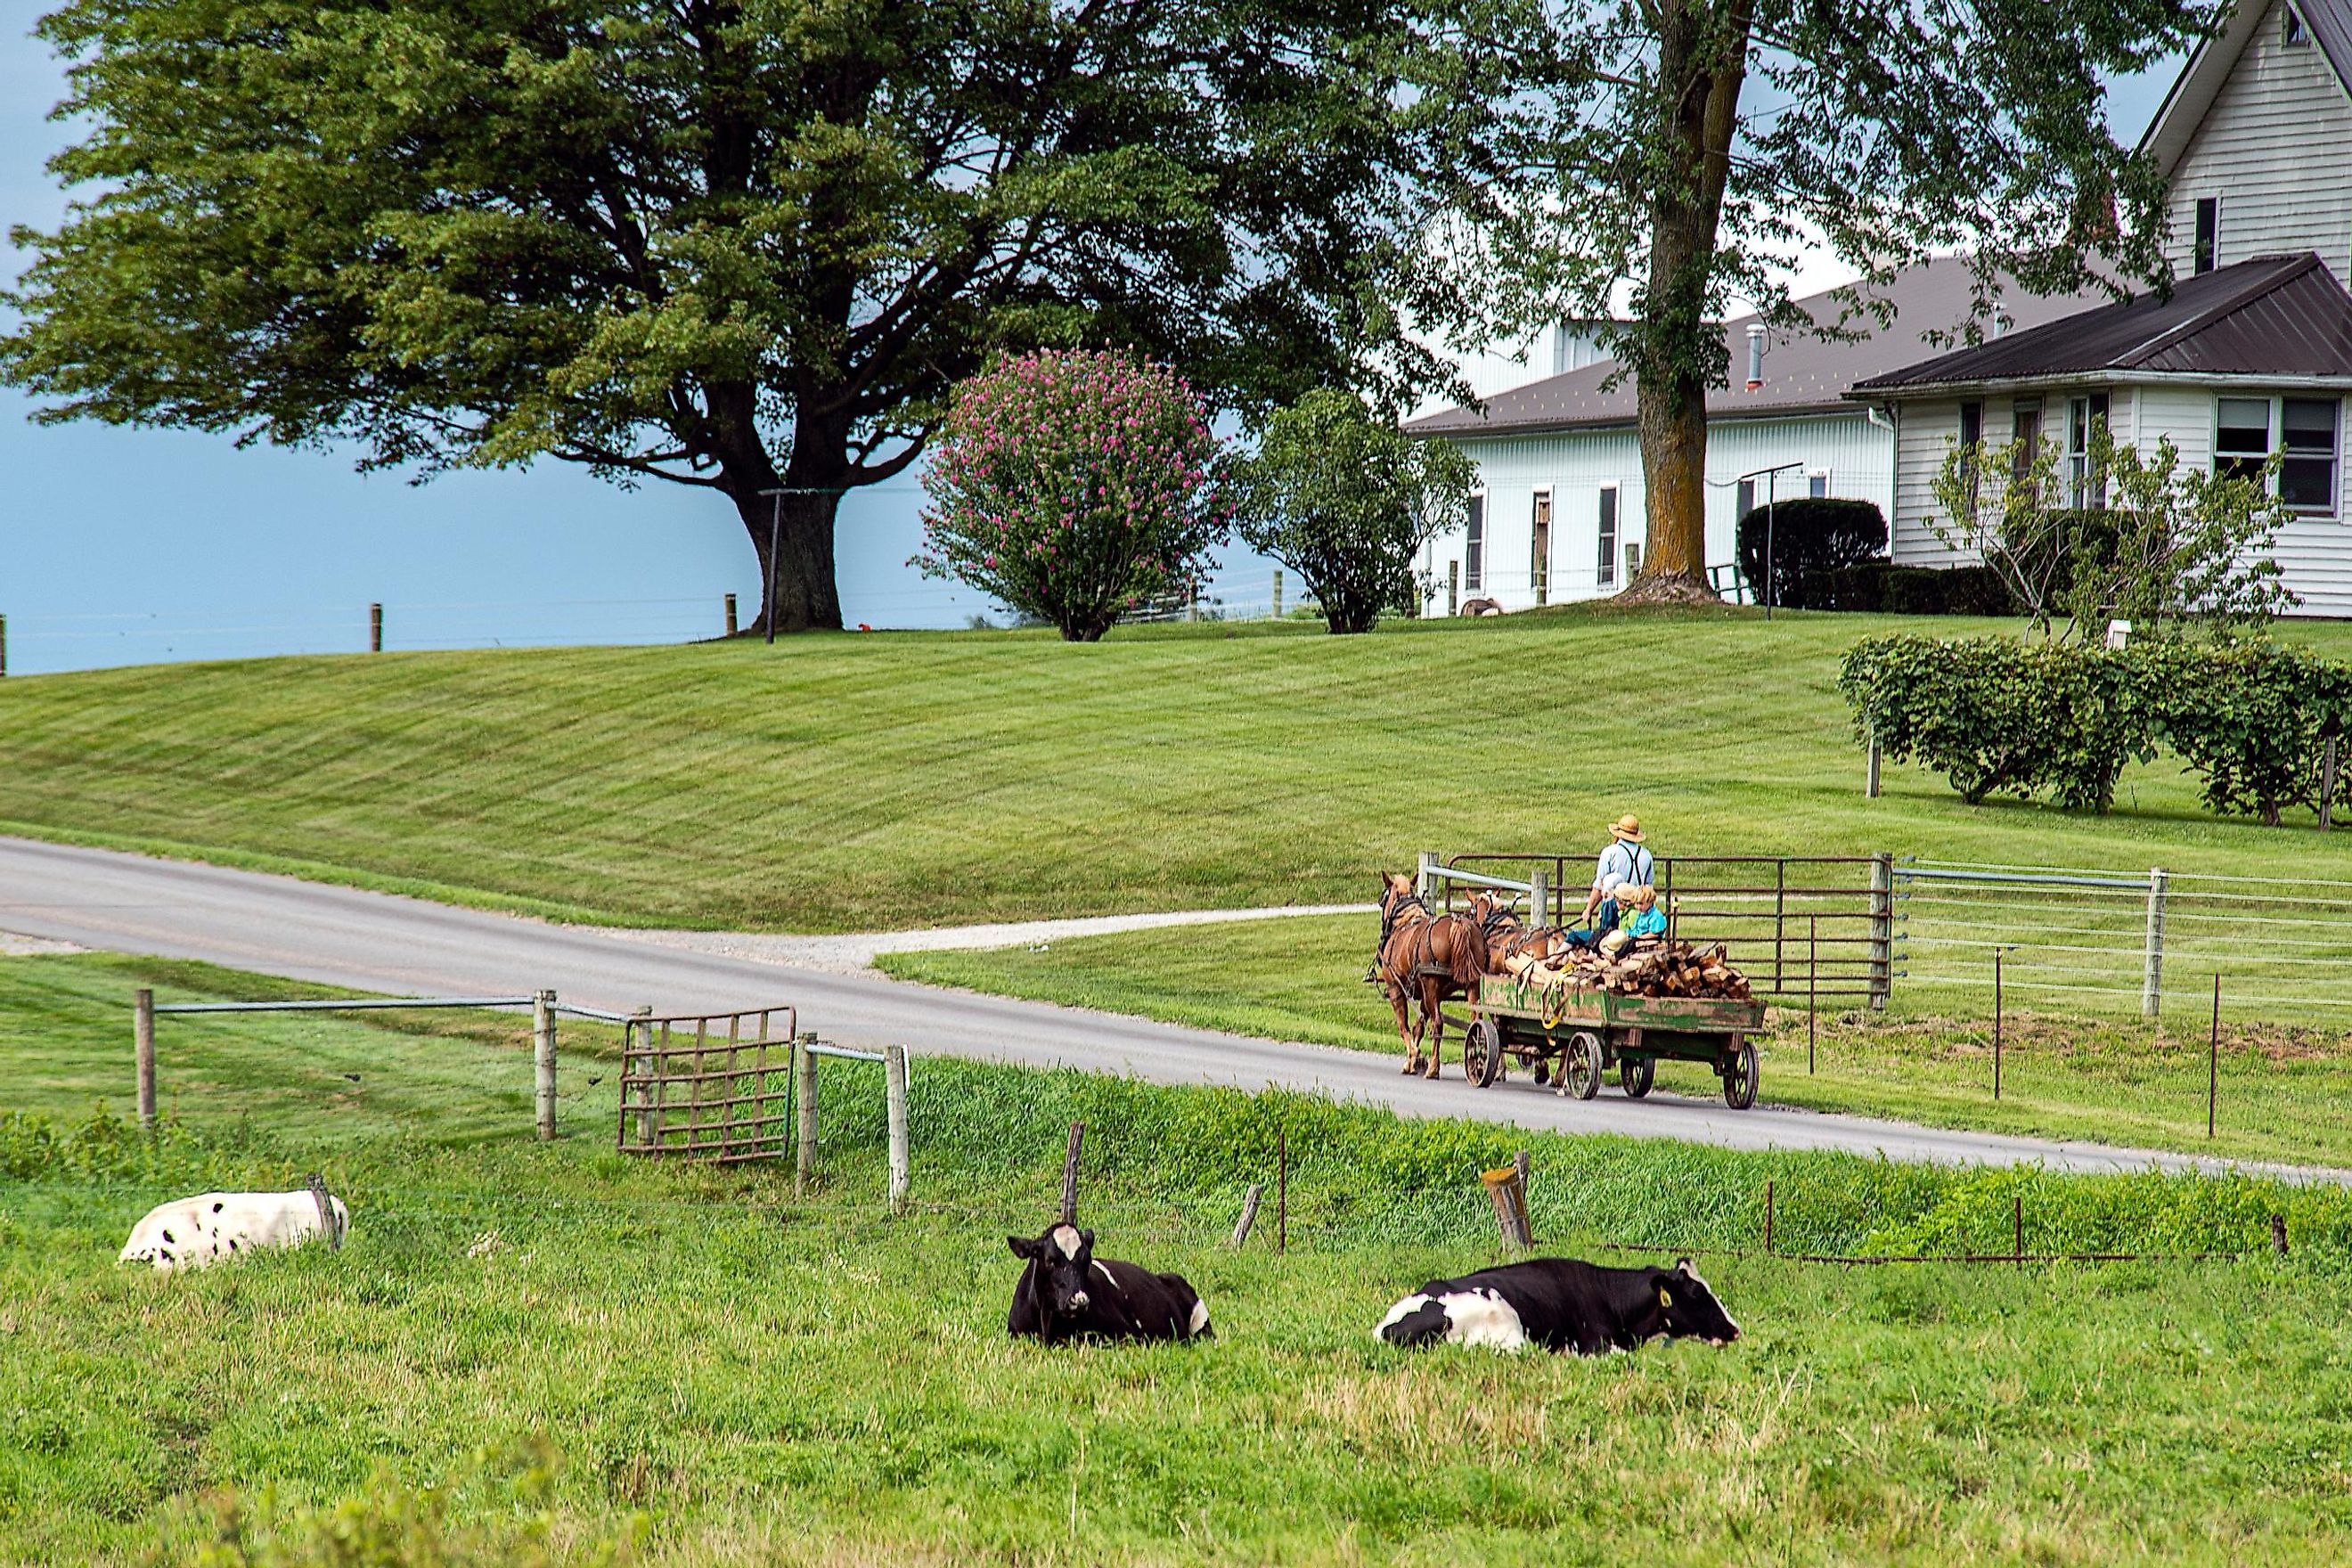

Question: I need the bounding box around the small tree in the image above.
[1221,390,1476,633]
[1927,426,2296,640]
[917,351,1223,642]
[1734,497,1886,611]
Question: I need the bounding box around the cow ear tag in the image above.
[1657,1286,1673,1309]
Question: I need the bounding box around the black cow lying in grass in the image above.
[1375,1256,1739,1355]
[1007,1223,1212,1345]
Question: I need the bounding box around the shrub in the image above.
[915,349,1224,641]
[1221,388,1475,633]
[2139,641,2352,825]
[1735,497,1886,609]
[1802,563,2016,615]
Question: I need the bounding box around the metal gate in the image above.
[617,1007,796,1163]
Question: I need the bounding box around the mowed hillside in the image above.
[4,608,2350,933]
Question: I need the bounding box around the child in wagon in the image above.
[1598,885,1667,958]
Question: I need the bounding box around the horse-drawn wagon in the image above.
[1458,974,1765,1109]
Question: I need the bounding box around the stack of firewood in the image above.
[1503,940,1752,1000]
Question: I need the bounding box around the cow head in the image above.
[1652,1258,1740,1346]
[1009,1224,1099,1319]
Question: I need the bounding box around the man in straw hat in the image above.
[1571,813,1656,950]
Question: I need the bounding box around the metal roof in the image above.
[2141,0,2352,178]
[1402,257,2101,438]
[1849,252,2352,393]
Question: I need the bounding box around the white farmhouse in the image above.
[1409,0,2352,617]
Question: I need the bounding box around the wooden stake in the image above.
[1277,1124,1288,1255]
[1993,950,2004,1102]
[369,601,383,653]
[1059,1121,1084,1225]
[885,1044,910,1216]
[1229,1183,1264,1248]
[724,592,739,637]
[2273,1213,2290,1257]
[2013,1194,2024,1266]
[1764,1177,1776,1255]
[2321,731,2338,831]
[1482,1161,1532,1250]
[532,989,557,1141]
[135,987,157,1131]
[795,1033,819,1196]
[2209,975,2221,1140]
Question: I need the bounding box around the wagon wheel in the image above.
[1556,1031,1603,1101]
[1722,1040,1760,1111]
[1464,1017,1506,1089]
[1619,1055,1655,1098]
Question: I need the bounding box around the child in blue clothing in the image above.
[1600,886,1667,957]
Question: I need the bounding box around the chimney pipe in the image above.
[1744,323,1765,391]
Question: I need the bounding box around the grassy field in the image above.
[879,914,2352,1171]
[4,608,2351,935]
[8,951,2352,1565]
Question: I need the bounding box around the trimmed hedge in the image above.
[1735,497,1886,608]
[1803,562,2018,616]
[1841,634,2352,821]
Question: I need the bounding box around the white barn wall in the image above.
[1422,412,1893,613]
[2165,0,2352,286]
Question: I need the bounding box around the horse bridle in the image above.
[1377,888,1431,951]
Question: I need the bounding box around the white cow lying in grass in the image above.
[119,1188,348,1272]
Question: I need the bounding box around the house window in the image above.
[1465,493,1485,591]
[2215,396,2273,484]
[1531,489,1553,602]
[1735,478,1755,521]
[2194,198,2219,274]
[2282,397,2340,511]
[2067,391,2111,509]
[1959,399,1984,509]
[2286,4,2308,45]
[1807,470,1829,499]
[2011,399,2044,490]
[1597,486,1620,587]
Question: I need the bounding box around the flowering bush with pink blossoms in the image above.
[916,349,1225,641]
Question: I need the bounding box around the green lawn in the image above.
[4,608,2351,935]
[8,951,2352,1565]
[880,914,2352,1171]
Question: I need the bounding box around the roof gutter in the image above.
[1847,368,2352,400]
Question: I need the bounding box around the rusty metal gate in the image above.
[617,1006,796,1163]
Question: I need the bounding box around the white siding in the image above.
[1423,412,1892,611]
[2165,0,2352,285]
[1891,380,2352,617]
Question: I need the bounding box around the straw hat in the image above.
[1608,813,1644,843]
[1599,928,1632,958]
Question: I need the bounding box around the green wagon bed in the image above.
[1461,974,1768,1108]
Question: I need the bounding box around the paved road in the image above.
[4,836,2340,1183]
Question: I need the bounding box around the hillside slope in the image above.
[3,608,2348,932]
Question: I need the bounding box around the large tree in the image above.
[1479,0,2216,600]
[2,0,1508,632]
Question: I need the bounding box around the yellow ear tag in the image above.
[1657,1286,1673,1309]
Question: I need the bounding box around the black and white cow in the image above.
[1375,1256,1739,1355]
[119,1188,349,1272]
[1007,1222,1212,1345]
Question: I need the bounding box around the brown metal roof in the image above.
[1850,252,2352,393]
[1402,257,2101,437]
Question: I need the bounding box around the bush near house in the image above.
[1734,497,1886,608]
[1803,562,2018,616]
[1842,633,2352,821]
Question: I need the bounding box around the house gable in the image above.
[2151,0,2352,284]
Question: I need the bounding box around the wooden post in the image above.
[1482,1161,1532,1250]
[1058,1121,1084,1225]
[1446,559,1459,617]
[1867,853,1893,1011]
[2322,732,2339,831]
[1993,949,2003,1102]
[1277,1124,1287,1256]
[2141,866,2168,1018]
[885,1044,910,1216]
[1865,727,1881,798]
[1417,850,1440,905]
[795,1033,820,1196]
[1530,869,1549,931]
[2208,974,2221,1140]
[1229,1183,1264,1248]
[1808,915,1817,1074]
[1186,576,1198,623]
[369,602,383,653]
[724,592,739,637]
[2273,1213,2290,1257]
[1271,568,1283,620]
[1764,1177,1775,1255]
[135,988,157,1131]
[0,612,8,678]
[2013,1194,2024,1266]
[533,989,557,1141]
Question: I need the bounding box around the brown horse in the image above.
[1466,889,1575,973]
[1376,873,1490,1079]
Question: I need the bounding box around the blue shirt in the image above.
[1621,905,1667,937]
[1594,839,1654,895]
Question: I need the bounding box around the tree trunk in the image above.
[731,486,845,633]
[1626,0,1753,606]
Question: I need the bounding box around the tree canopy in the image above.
[2,0,1519,630]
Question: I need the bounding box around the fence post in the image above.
[724,592,739,637]
[2141,867,2168,1018]
[1530,869,1549,930]
[1277,1124,1287,1256]
[795,1033,820,1196]
[1764,1177,1775,1255]
[1447,560,1459,617]
[1992,951,2004,1101]
[1772,859,1786,991]
[1807,915,1817,1074]
[2322,731,2339,831]
[2273,1213,2290,1257]
[1186,576,1199,623]
[2013,1194,2024,1266]
[1272,568,1283,620]
[1058,1121,1084,1225]
[1229,1183,1264,1248]
[1417,850,1440,905]
[533,989,557,1141]
[0,612,8,677]
[135,988,157,1131]
[1482,1159,1532,1250]
[2208,974,2221,1139]
[1867,853,1893,1011]
[1865,726,1881,798]
[369,602,383,653]
[885,1044,910,1216]
[627,1007,654,1147]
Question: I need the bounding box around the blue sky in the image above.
[0,23,2180,674]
